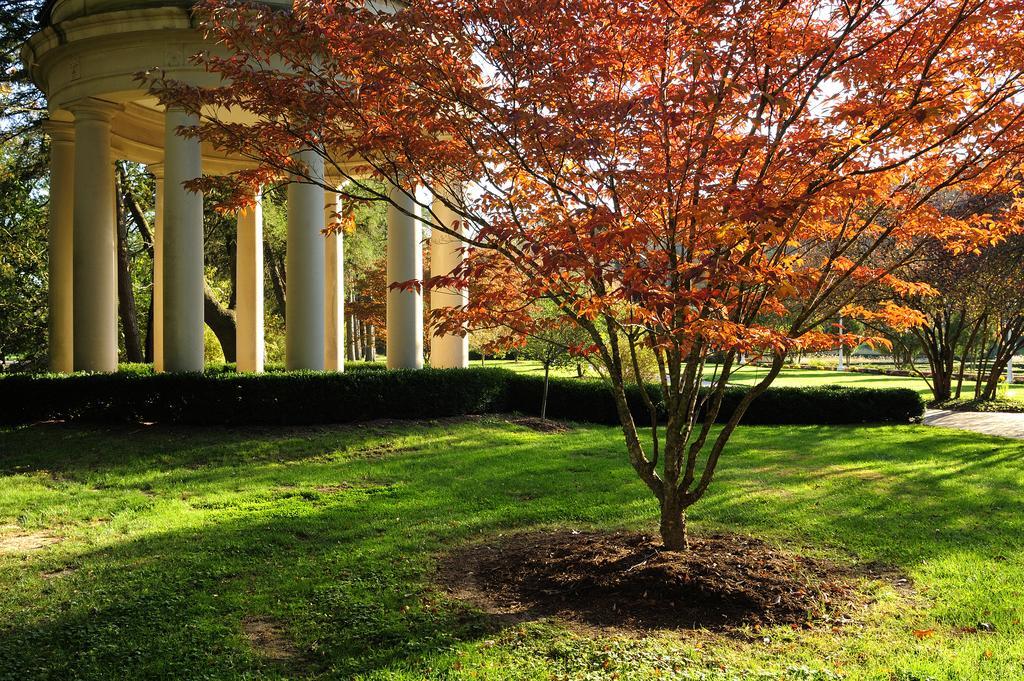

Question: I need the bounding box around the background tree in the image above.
[0,135,47,367]
[0,0,48,367]
[0,0,46,141]
[518,304,592,419]
[153,0,1024,550]
[877,211,1024,403]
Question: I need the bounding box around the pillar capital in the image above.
[41,119,75,144]
[148,163,165,180]
[68,97,123,123]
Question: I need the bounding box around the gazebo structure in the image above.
[22,0,469,374]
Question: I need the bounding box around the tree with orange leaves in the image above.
[150,0,1024,550]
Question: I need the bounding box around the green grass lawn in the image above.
[1,419,1023,679]
[484,359,1024,402]
[714,365,1024,402]
[475,358,586,379]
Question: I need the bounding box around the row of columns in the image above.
[46,98,469,374]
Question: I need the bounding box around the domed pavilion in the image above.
[22,0,469,374]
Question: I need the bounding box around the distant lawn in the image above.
[486,358,1024,404]
[716,365,1024,401]
[720,365,935,392]
[2,419,1023,679]
[477,357,586,379]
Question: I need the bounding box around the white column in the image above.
[286,150,326,370]
[149,164,165,372]
[43,120,75,374]
[163,108,205,372]
[324,190,345,371]
[386,180,423,369]
[70,99,120,373]
[430,191,469,368]
[236,194,264,373]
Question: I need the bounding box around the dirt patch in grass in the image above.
[437,530,869,633]
[314,484,355,494]
[349,442,420,459]
[0,528,61,554]
[508,417,574,433]
[40,566,77,579]
[242,616,303,663]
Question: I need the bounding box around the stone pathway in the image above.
[923,409,1024,439]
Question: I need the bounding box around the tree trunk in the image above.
[367,325,377,361]
[659,492,688,551]
[119,164,156,365]
[346,306,357,361]
[204,281,237,362]
[265,241,286,319]
[541,363,550,419]
[144,294,154,363]
[227,235,238,310]
[115,179,144,363]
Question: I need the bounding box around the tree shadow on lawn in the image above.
[0,481,532,678]
[0,421,650,677]
[0,421,425,475]
[1,421,1023,676]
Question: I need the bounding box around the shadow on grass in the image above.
[0,420,646,678]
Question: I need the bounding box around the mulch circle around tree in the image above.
[437,530,877,633]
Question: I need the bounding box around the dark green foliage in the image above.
[0,132,48,368]
[0,368,512,425]
[504,373,661,424]
[0,368,923,426]
[506,375,923,426]
[716,385,924,426]
[467,350,518,361]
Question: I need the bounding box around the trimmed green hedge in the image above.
[510,375,923,425]
[0,368,923,426]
